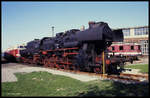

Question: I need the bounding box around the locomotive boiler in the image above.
[19,21,124,74]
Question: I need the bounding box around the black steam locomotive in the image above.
[19,21,124,74]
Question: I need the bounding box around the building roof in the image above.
[112,26,149,30]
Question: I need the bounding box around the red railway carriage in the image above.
[7,49,20,57]
[108,42,142,56]
[107,42,142,64]
[4,45,25,62]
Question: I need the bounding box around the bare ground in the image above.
[1,63,99,82]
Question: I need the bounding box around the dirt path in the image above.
[2,63,99,82]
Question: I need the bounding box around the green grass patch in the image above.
[2,71,149,96]
[124,64,149,73]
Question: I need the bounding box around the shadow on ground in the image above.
[1,60,10,64]
[1,58,17,64]
[78,81,149,97]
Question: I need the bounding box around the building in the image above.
[121,26,149,55]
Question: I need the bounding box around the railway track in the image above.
[105,73,148,84]
[19,62,149,84]
[62,69,149,84]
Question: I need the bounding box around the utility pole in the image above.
[52,26,54,37]
[102,51,105,75]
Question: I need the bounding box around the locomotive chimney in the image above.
[80,25,85,31]
[88,21,95,29]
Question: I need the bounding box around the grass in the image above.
[2,71,149,97]
[124,64,149,73]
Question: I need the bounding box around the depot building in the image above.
[116,26,149,55]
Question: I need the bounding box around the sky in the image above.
[2,1,149,52]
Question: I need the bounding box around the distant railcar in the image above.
[4,46,25,62]
[107,42,142,63]
[108,42,141,56]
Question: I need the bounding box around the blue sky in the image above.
[2,1,149,52]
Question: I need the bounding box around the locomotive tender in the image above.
[16,21,124,74]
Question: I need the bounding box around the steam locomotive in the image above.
[5,21,125,74]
